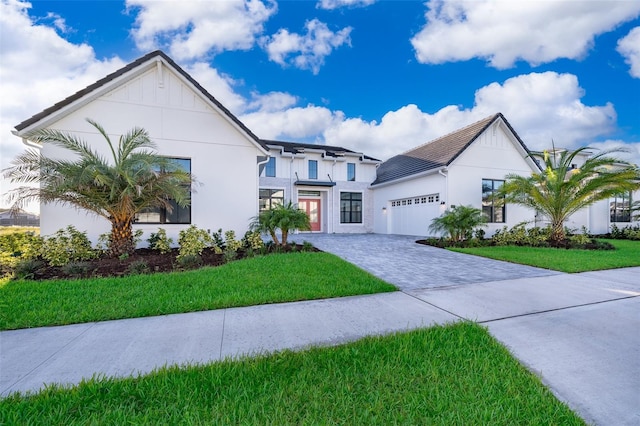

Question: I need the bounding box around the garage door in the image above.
[388,194,441,236]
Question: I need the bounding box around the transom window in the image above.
[340,192,362,224]
[309,160,318,179]
[610,192,631,222]
[347,163,356,181]
[136,158,191,224]
[259,188,284,212]
[482,179,505,223]
[391,194,439,207]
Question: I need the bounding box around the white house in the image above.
[11,51,638,242]
[12,50,270,243]
[259,140,379,233]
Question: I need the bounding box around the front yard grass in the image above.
[0,322,584,425]
[451,239,640,273]
[0,252,396,330]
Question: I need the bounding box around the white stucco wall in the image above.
[37,61,264,245]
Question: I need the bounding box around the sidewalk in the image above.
[1,266,639,425]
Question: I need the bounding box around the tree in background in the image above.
[3,119,193,257]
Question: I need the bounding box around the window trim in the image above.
[610,191,632,223]
[135,157,191,225]
[482,178,506,223]
[259,188,285,212]
[340,191,363,224]
[308,160,318,180]
[265,157,276,177]
[347,162,356,181]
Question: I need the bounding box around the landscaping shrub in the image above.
[41,226,97,267]
[0,231,42,274]
[175,254,202,270]
[177,225,215,261]
[147,228,173,254]
[13,259,45,280]
[242,230,264,251]
[224,230,243,253]
[126,260,150,276]
[61,261,93,278]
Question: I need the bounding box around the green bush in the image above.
[13,259,45,280]
[0,231,42,273]
[224,230,243,253]
[177,225,214,261]
[242,230,265,251]
[61,261,93,277]
[491,223,551,247]
[126,260,150,275]
[148,228,173,254]
[175,253,202,270]
[41,226,97,267]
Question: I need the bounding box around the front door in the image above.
[298,198,321,231]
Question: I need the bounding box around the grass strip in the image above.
[0,322,584,425]
[451,239,640,273]
[0,252,395,330]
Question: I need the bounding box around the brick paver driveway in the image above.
[291,233,561,291]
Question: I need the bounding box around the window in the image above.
[610,192,631,222]
[340,192,362,223]
[259,189,284,211]
[265,157,276,177]
[308,160,318,179]
[136,158,191,224]
[482,179,505,223]
[347,163,356,181]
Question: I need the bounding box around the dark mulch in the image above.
[25,244,316,281]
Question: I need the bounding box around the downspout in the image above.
[438,167,448,206]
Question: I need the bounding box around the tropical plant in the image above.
[498,147,640,243]
[250,201,311,246]
[428,205,487,242]
[2,119,193,257]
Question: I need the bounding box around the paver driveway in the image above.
[292,233,561,291]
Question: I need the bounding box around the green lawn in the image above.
[0,322,584,425]
[0,252,396,330]
[451,239,640,273]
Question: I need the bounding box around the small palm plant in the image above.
[428,205,487,242]
[251,201,311,246]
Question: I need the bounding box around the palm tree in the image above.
[498,147,640,243]
[3,119,193,257]
[251,201,311,246]
[428,205,487,241]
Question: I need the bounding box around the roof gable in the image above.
[372,113,534,185]
[14,50,268,152]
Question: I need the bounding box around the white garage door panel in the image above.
[389,203,439,236]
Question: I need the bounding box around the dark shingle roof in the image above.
[262,139,380,161]
[14,51,267,150]
[372,113,529,185]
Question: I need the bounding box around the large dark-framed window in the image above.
[309,160,318,179]
[259,188,284,212]
[340,192,362,224]
[482,179,505,223]
[135,158,191,224]
[610,192,631,222]
[265,157,276,177]
[347,162,356,181]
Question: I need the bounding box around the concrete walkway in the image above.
[1,234,639,425]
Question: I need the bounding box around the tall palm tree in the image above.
[3,119,193,257]
[498,147,640,243]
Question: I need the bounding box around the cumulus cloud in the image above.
[185,62,247,114]
[127,0,276,60]
[316,0,376,10]
[617,26,640,78]
[0,0,125,211]
[323,72,621,161]
[241,105,341,140]
[411,0,640,68]
[247,92,298,113]
[261,19,352,74]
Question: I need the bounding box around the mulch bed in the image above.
[415,238,615,250]
[26,244,315,281]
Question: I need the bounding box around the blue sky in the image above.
[1,0,640,211]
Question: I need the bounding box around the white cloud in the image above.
[323,72,624,161]
[127,0,277,60]
[241,105,341,140]
[587,140,640,166]
[316,0,375,10]
[247,92,298,113]
[617,26,640,78]
[411,0,640,68]
[185,62,247,114]
[0,0,125,212]
[261,19,352,74]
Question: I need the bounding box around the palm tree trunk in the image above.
[269,230,280,246]
[109,217,135,257]
[281,229,288,246]
[550,221,565,243]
